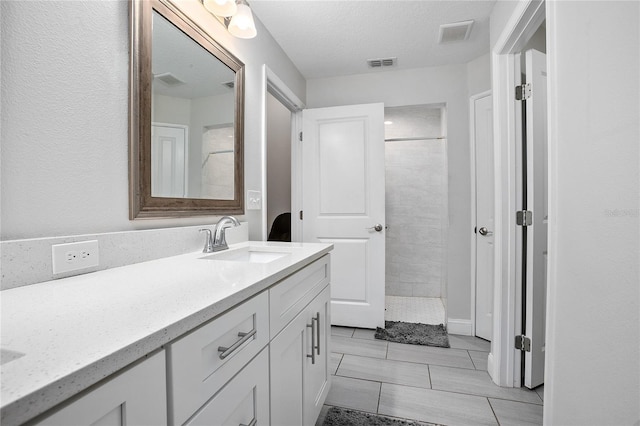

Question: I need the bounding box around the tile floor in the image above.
[316,327,544,426]
[385,296,446,325]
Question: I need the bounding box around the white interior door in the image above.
[524,49,548,389]
[302,103,385,329]
[473,92,495,341]
[152,123,188,198]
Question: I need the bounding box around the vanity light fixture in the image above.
[204,0,257,39]
[203,0,237,17]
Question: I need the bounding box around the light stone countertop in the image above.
[0,241,332,426]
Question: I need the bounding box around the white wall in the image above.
[0,0,305,241]
[307,63,475,321]
[467,53,491,96]
[544,1,639,424]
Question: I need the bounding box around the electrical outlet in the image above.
[52,240,99,274]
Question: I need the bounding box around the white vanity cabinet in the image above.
[3,247,333,426]
[183,348,269,426]
[35,351,167,426]
[167,291,269,426]
[270,256,331,426]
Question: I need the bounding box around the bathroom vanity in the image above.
[0,242,332,426]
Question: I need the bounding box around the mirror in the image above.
[130,0,244,219]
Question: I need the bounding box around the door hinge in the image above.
[516,210,533,226]
[299,131,303,141]
[515,335,531,352]
[515,83,531,101]
[299,210,303,220]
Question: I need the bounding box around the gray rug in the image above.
[322,407,423,426]
[374,321,450,348]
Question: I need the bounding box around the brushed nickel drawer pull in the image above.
[306,321,316,364]
[218,329,256,360]
[314,312,321,356]
[239,418,256,426]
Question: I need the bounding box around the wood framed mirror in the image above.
[129,0,244,219]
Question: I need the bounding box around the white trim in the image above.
[489,0,546,388]
[290,111,303,242]
[447,319,473,336]
[542,2,559,419]
[260,65,305,242]
[469,89,492,339]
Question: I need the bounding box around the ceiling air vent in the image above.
[438,20,474,44]
[367,57,397,68]
[221,80,235,89]
[153,72,184,86]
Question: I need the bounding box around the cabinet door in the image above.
[270,308,307,426]
[271,284,331,426]
[185,348,269,426]
[303,285,331,426]
[36,351,167,426]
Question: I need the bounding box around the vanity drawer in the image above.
[167,291,269,426]
[269,255,330,338]
[185,348,269,426]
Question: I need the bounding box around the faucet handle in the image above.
[199,228,214,253]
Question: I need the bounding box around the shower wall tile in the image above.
[385,137,447,298]
[386,282,413,297]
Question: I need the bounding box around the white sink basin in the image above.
[200,247,290,264]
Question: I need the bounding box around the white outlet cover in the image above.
[247,190,262,210]
[52,240,99,274]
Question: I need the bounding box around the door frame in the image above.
[469,89,492,339]
[260,65,305,241]
[489,0,546,388]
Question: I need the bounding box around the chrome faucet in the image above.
[199,216,241,253]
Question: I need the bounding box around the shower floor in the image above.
[385,296,446,325]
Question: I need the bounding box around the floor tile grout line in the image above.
[486,397,502,425]
[333,353,344,375]
[334,351,480,371]
[334,372,432,391]
[427,386,545,406]
[335,368,543,406]
[467,349,478,369]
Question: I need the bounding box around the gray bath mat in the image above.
[375,321,450,348]
[322,407,423,426]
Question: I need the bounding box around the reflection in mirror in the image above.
[129,0,244,219]
[152,10,236,200]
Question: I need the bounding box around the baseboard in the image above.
[447,318,473,336]
[487,352,496,380]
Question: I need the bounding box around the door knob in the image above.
[478,227,493,236]
[366,224,384,232]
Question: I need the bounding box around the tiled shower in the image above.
[384,105,448,325]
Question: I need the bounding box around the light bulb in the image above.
[203,0,237,17]
[228,3,257,39]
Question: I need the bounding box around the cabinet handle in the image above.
[240,419,256,426]
[306,320,316,364]
[314,312,321,356]
[218,329,256,360]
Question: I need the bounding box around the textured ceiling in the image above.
[250,0,496,80]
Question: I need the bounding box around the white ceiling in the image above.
[250,0,496,80]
